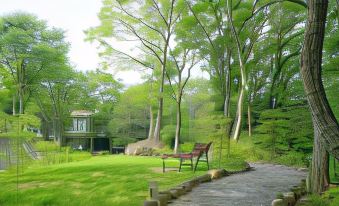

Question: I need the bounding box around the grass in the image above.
[0,155,247,206]
[302,187,339,206]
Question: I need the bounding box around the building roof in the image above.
[70,110,94,117]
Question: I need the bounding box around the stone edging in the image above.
[144,165,253,206]
[271,179,307,206]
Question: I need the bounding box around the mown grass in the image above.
[0,155,246,206]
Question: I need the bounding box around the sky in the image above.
[0,0,207,86]
[0,0,143,85]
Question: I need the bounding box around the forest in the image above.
[0,0,338,206]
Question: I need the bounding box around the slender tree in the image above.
[86,0,183,143]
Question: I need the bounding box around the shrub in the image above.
[160,125,176,148]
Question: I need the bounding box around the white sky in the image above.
[0,0,144,85]
[0,0,207,86]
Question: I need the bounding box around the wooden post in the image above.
[109,138,113,154]
[90,138,94,153]
[149,181,158,200]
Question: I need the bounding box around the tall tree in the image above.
[0,12,69,114]
[166,47,198,153]
[301,0,339,193]
[226,0,268,141]
[186,0,233,117]
[86,0,183,143]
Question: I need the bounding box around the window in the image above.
[73,118,87,132]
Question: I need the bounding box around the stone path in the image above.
[170,163,307,206]
[0,138,13,170]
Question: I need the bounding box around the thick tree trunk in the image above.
[174,101,181,154]
[301,0,339,159]
[309,126,330,194]
[147,105,154,140]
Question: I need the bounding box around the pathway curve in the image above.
[171,163,307,206]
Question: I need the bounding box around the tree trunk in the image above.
[308,126,330,194]
[12,94,16,115]
[248,104,252,137]
[301,0,339,159]
[224,52,232,117]
[147,105,154,140]
[18,86,24,114]
[232,82,245,141]
[153,94,163,143]
[53,117,63,145]
[174,100,181,154]
[42,119,50,141]
[153,23,170,142]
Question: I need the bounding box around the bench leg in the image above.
[163,159,165,173]
[190,158,193,171]
[194,156,201,172]
[206,153,209,170]
[179,158,183,172]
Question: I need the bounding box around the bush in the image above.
[274,152,306,167]
[160,125,176,148]
[112,137,136,146]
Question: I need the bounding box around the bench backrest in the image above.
[192,142,212,157]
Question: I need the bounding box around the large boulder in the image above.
[125,139,164,155]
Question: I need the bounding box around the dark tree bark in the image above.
[309,125,329,193]
[301,0,339,159]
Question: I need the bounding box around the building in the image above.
[63,110,112,153]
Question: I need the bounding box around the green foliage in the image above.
[273,151,307,167]
[108,84,151,140]
[160,125,176,148]
[112,137,135,146]
[254,106,313,159]
[32,141,92,165]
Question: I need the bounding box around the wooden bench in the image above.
[161,142,212,173]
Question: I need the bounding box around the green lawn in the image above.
[0,155,229,206]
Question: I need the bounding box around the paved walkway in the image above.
[171,163,307,206]
[0,138,13,170]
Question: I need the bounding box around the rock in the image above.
[181,182,193,192]
[272,199,287,206]
[158,191,172,201]
[296,196,310,205]
[144,200,158,206]
[291,186,302,199]
[297,168,308,172]
[156,194,168,206]
[283,192,296,205]
[125,139,164,155]
[173,186,185,195]
[169,189,180,199]
[245,162,253,170]
[208,169,228,179]
[195,174,212,183]
[133,147,143,155]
